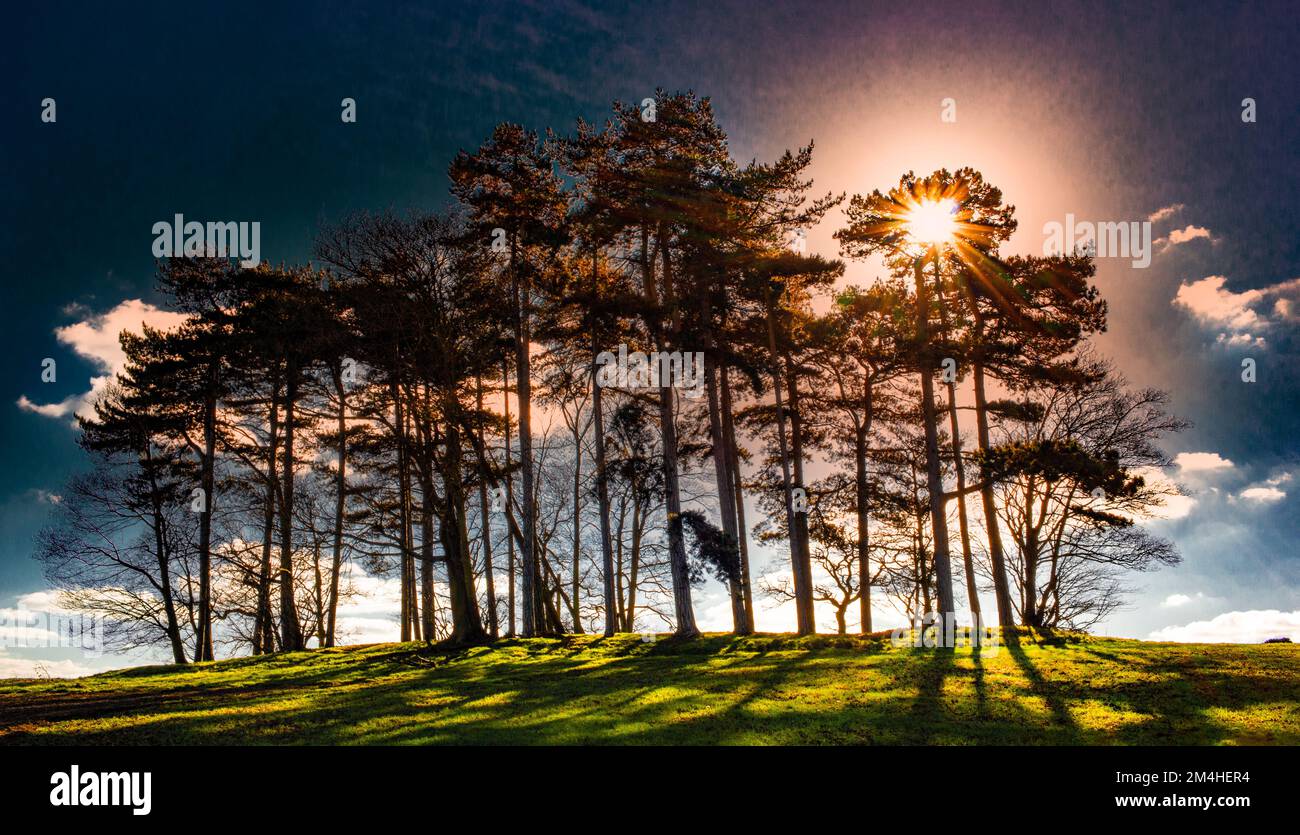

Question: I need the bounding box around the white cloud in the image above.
[332,572,403,645]
[1128,467,1194,521]
[1166,225,1212,245]
[1151,493,1196,520]
[0,590,115,678]
[16,299,188,424]
[1172,275,1300,348]
[1215,332,1266,348]
[1160,592,1205,608]
[1231,472,1290,504]
[1150,609,1300,644]
[0,651,109,679]
[1173,276,1263,331]
[1173,451,1234,473]
[1147,203,1184,223]
[1237,486,1286,503]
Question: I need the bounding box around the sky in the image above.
[2,0,1298,675]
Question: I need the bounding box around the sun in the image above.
[903,198,959,248]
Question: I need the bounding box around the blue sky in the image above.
[3,1,1298,673]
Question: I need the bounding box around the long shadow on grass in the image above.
[0,644,489,743]
[1003,636,1081,743]
[1073,644,1299,744]
[901,647,958,744]
[4,641,832,745]
[12,637,1295,745]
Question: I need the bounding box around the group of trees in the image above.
[37,91,1184,662]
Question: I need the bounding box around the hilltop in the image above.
[2,632,1296,745]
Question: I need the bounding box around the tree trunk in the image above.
[972,354,1017,629]
[945,377,980,620]
[854,404,872,634]
[441,405,488,644]
[278,364,305,651]
[420,498,436,641]
[628,498,644,631]
[913,257,955,619]
[502,359,517,637]
[511,236,541,637]
[475,373,499,640]
[720,366,755,628]
[592,360,618,638]
[144,445,186,664]
[784,352,817,633]
[764,292,814,634]
[1022,478,1040,627]
[254,380,279,655]
[705,349,750,635]
[569,409,585,633]
[614,494,627,630]
[392,379,416,642]
[195,362,217,661]
[648,233,698,638]
[312,544,326,646]
[326,364,347,647]
[932,262,981,622]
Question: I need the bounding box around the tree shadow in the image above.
[1004,638,1081,742]
[6,635,1297,746]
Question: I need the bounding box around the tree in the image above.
[978,351,1185,627]
[589,91,738,637]
[56,381,193,662]
[803,280,912,632]
[691,146,843,635]
[835,168,1015,625]
[956,252,1107,627]
[136,257,242,661]
[450,124,568,638]
[322,211,508,644]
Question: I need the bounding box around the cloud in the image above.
[1128,466,1195,521]
[1150,609,1300,643]
[11,589,74,613]
[1166,225,1212,245]
[1160,592,1206,608]
[1149,493,1196,520]
[29,489,62,505]
[0,590,94,675]
[1215,332,1266,348]
[1237,486,1286,503]
[1154,219,1216,252]
[15,299,188,424]
[0,651,108,679]
[1232,472,1291,504]
[17,393,86,419]
[1173,451,1234,473]
[1171,275,1300,347]
[332,572,403,645]
[1173,276,1263,330]
[1267,278,1300,322]
[1147,203,1184,223]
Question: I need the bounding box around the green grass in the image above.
[2,631,1297,745]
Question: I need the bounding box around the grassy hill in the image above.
[2,631,1297,745]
